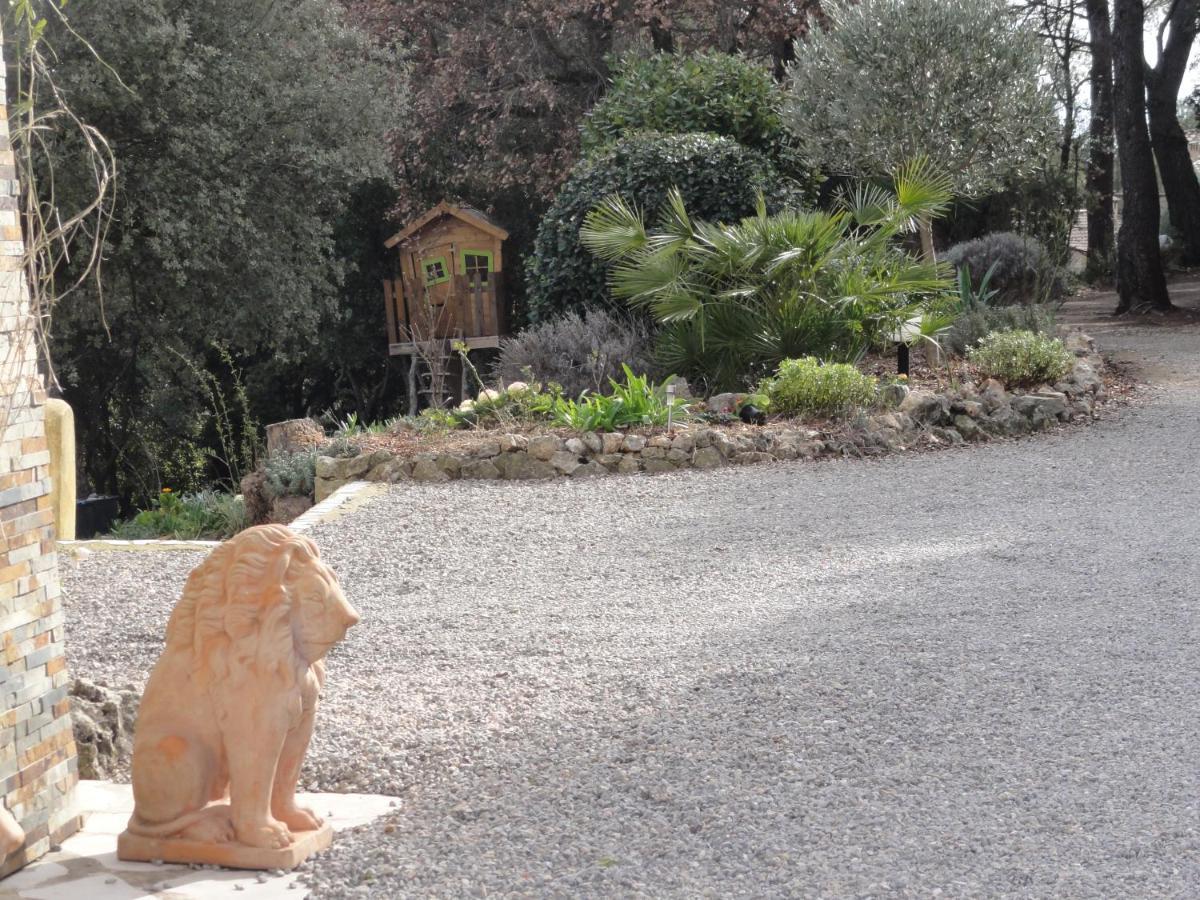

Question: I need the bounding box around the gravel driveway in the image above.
[62,315,1200,898]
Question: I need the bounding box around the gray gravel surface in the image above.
[62,322,1200,898]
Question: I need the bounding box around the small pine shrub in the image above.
[944,232,1065,306]
[967,330,1073,387]
[760,358,877,418]
[263,450,317,500]
[496,308,660,400]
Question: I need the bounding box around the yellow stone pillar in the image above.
[44,398,76,541]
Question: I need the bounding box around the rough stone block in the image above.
[526,435,562,461]
[601,433,624,455]
[461,459,501,480]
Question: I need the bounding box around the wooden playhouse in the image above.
[382,201,509,358]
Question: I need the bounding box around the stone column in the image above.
[0,22,82,879]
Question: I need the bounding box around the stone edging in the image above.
[314,334,1107,500]
[59,538,221,554]
[288,481,388,531]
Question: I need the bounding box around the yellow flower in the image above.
[897,374,908,381]
[161,487,173,494]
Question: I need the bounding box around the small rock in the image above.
[527,435,563,461]
[899,390,949,426]
[564,437,587,456]
[706,392,739,414]
[410,457,451,483]
[953,414,984,441]
[460,459,501,480]
[498,434,527,453]
[929,426,964,446]
[616,456,642,474]
[601,432,624,454]
[570,461,609,478]
[692,447,723,469]
[670,433,696,453]
[642,458,677,474]
[621,434,646,453]
[494,451,556,480]
[550,451,582,476]
[595,453,624,471]
[1012,391,1069,422]
[472,440,501,459]
[580,432,603,454]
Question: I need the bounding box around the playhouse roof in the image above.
[385,201,509,248]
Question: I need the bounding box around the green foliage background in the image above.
[524,132,800,326]
[24,0,405,504]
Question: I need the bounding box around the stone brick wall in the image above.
[0,32,81,879]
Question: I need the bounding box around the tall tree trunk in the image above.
[1145,0,1200,264]
[1112,0,1171,313]
[1085,0,1116,274]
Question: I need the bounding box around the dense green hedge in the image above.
[582,52,788,159]
[524,132,806,324]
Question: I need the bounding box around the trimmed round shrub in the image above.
[582,51,789,159]
[760,357,877,418]
[943,232,1066,306]
[524,132,805,325]
[494,308,659,399]
[967,329,1073,386]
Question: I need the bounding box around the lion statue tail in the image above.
[125,803,230,840]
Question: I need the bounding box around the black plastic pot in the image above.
[75,496,121,539]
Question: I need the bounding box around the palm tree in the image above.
[580,158,957,391]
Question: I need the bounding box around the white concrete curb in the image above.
[289,481,388,532]
[59,538,220,554]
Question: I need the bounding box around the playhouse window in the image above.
[422,256,450,286]
[461,251,493,282]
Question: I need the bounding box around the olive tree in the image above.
[785,0,1057,258]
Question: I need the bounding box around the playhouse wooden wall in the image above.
[384,214,506,352]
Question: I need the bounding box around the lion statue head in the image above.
[164,525,359,686]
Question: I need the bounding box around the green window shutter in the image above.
[422,256,450,286]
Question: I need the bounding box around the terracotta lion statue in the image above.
[126,525,359,850]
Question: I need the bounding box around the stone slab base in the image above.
[116,822,332,870]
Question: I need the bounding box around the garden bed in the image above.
[310,332,1117,501]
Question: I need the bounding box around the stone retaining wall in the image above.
[316,336,1105,500]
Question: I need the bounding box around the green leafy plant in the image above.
[332,412,397,437]
[263,450,317,500]
[956,261,1001,311]
[581,158,956,391]
[551,365,688,431]
[525,132,806,325]
[581,51,818,189]
[759,357,878,419]
[967,329,1073,386]
[111,488,248,540]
